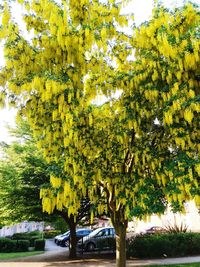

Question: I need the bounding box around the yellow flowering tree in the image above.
[75,4,199,266]
[0,1,200,267]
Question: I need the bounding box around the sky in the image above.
[0,0,199,143]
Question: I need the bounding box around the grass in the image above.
[148,263,200,267]
[0,251,44,260]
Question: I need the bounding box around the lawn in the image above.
[148,263,200,267]
[0,251,44,260]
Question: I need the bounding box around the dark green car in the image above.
[77,227,115,252]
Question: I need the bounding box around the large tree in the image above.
[0,1,199,267]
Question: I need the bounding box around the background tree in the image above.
[0,120,91,258]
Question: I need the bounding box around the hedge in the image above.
[34,239,45,251]
[15,240,30,252]
[127,232,200,258]
[0,238,29,252]
[12,232,41,246]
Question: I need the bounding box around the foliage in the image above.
[12,231,42,247]
[0,0,197,221]
[127,233,200,258]
[43,230,61,239]
[0,238,16,252]
[0,119,91,258]
[0,121,54,224]
[34,239,45,251]
[0,238,29,252]
[50,217,69,233]
[165,222,189,233]
[15,240,30,252]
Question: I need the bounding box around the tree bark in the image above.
[68,216,77,259]
[110,209,128,267]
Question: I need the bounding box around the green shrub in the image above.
[165,222,188,233]
[34,239,45,251]
[0,238,16,252]
[29,235,41,247]
[12,232,41,247]
[0,238,32,253]
[127,232,200,258]
[28,231,41,236]
[15,240,30,252]
[43,230,61,239]
[12,233,29,240]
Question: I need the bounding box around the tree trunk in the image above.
[115,223,127,267]
[110,210,128,267]
[68,217,77,259]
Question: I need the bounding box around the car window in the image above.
[97,229,109,236]
[110,228,115,235]
[96,230,105,236]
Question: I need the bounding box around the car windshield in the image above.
[62,231,70,236]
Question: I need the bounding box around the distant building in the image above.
[128,201,200,233]
[0,221,44,237]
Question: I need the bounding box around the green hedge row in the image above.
[12,231,42,246]
[0,237,46,252]
[0,238,30,252]
[127,232,200,258]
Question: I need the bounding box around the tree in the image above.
[0,120,91,258]
[0,122,53,224]
[0,1,199,267]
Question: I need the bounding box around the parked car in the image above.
[54,231,70,244]
[58,229,92,247]
[141,226,166,235]
[77,227,115,252]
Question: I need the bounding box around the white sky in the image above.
[0,0,199,143]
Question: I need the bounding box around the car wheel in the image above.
[86,242,95,252]
[65,240,69,247]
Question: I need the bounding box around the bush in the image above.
[34,239,45,251]
[28,231,41,236]
[0,238,30,252]
[12,233,29,240]
[0,238,16,252]
[15,240,30,252]
[165,222,188,233]
[43,230,61,239]
[127,232,200,258]
[12,232,41,247]
[29,235,41,247]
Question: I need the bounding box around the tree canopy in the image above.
[0,1,199,266]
